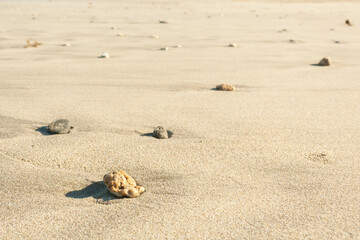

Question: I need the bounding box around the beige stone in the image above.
[103,170,145,198]
[216,84,235,91]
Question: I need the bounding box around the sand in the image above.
[1,0,360,239]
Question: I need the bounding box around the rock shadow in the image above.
[138,130,173,139]
[65,180,116,201]
[35,126,51,136]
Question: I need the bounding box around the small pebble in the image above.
[172,45,182,48]
[318,57,331,66]
[151,34,159,39]
[228,43,237,48]
[160,47,169,51]
[345,19,353,26]
[159,19,168,24]
[47,119,72,134]
[24,39,42,48]
[116,33,124,37]
[98,52,110,58]
[62,43,71,47]
[216,84,235,91]
[153,126,170,139]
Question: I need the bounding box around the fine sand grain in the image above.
[1,0,360,239]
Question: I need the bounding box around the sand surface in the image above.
[1,0,360,239]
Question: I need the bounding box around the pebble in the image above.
[98,52,110,58]
[345,19,353,26]
[159,19,169,24]
[216,84,235,91]
[318,57,331,66]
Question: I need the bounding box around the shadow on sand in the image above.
[35,126,52,136]
[65,180,116,201]
[141,131,173,138]
[136,130,173,138]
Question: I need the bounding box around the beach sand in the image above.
[0,0,359,239]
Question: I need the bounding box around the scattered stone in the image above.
[103,170,145,198]
[345,19,353,26]
[153,126,172,139]
[172,45,182,48]
[306,152,331,164]
[62,43,71,47]
[160,47,169,51]
[24,39,42,48]
[216,84,235,91]
[333,40,341,44]
[98,52,110,58]
[116,33,124,37]
[318,57,331,66]
[289,39,298,44]
[228,43,237,48]
[159,19,169,24]
[47,119,73,134]
[278,29,287,33]
[110,26,116,30]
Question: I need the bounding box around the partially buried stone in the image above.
[103,170,145,198]
[289,39,298,44]
[159,19,168,24]
[47,119,72,134]
[345,19,352,26]
[153,126,169,139]
[216,84,235,91]
[98,52,110,58]
[318,57,331,66]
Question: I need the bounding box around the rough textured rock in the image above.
[47,119,72,134]
[318,57,331,66]
[153,126,169,139]
[103,170,145,198]
[216,84,235,91]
